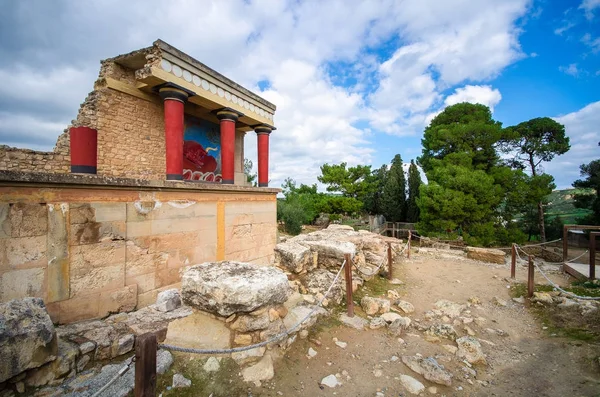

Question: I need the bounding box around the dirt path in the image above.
[252,250,600,397]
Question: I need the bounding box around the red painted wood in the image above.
[257,132,269,186]
[163,99,184,178]
[219,119,235,183]
[69,126,97,171]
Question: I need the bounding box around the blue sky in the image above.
[0,0,598,189]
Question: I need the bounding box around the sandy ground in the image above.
[247,249,600,397]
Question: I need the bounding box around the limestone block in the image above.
[25,340,79,387]
[0,203,10,238]
[57,294,101,324]
[155,289,181,312]
[0,298,58,383]
[401,356,453,386]
[5,235,47,268]
[70,264,125,298]
[0,268,46,301]
[126,201,215,222]
[98,285,138,317]
[69,204,96,224]
[90,202,126,222]
[8,203,48,237]
[465,247,506,264]
[274,241,312,274]
[302,240,356,269]
[69,221,126,246]
[182,261,292,317]
[164,311,230,350]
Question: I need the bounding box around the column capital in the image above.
[156,82,193,103]
[254,124,276,135]
[215,108,244,122]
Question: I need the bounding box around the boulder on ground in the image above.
[401,356,453,386]
[456,336,487,365]
[400,374,425,395]
[0,298,58,382]
[181,261,292,317]
[156,289,182,312]
[532,292,553,304]
[465,247,506,264]
[360,297,391,315]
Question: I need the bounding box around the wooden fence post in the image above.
[387,243,393,280]
[511,244,516,279]
[590,232,598,281]
[344,253,354,317]
[407,231,412,259]
[527,255,534,298]
[135,333,157,397]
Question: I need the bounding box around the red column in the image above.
[255,125,272,187]
[69,126,97,174]
[159,87,188,180]
[216,110,241,184]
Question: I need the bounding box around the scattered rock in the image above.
[512,296,525,304]
[157,350,173,375]
[321,374,340,388]
[389,317,412,335]
[425,324,457,341]
[234,333,253,346]
[464,326,476,336]
[0,298,58,383]
[361,297,391,315]
[390,279,404,285]
[203,357,220,372]
[492,297,507,307]
[400,374,425,395]
[381,312,403,323]
[434,300,466,318]
[339,314,369,330]
[397,300,415,314]
[388,290,400,300]
[230,313,270,333]
[428,386,438,394]
[456,336,487,365]
[307,348,318,358]
[370,317,387,329]
[335,341,348,349]
[532,292,553,305]
[231,347,266,366]
[465,247,506,264]
[468,297,481,305]
[155,289,182,313]
[76,355,91,373]
[401,356,453,386]
[242,354,275,383]
[172,373,191,388]
[181,261,291,317]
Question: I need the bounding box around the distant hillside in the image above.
[545,188,594,224]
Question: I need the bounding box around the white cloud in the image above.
[580,0,600,19]
[559,63,583,77]
[582,33,600,53]
[0,0,532,189]
[549,101,600,189]
[554,21,576,35]
[444,85,502,111]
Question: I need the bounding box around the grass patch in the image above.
[353,274,394,302]
[155,353,248,397]
[509,282,600,343]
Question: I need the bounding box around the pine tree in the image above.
[406,160,422,223]
[382,154,406,222]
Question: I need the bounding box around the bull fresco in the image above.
[183,115,222,182]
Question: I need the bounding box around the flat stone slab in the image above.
[181,261,291,317]
[339,313,369,330]
[465,247,506,264]
[163,311,230,350]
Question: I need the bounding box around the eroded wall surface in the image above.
[0,185,277,324]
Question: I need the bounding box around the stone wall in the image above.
[0,179,277,324]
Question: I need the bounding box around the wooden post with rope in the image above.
[527,255,534,298]
[135,333,157,397]
[511,244,516,279]
[589,232,598,281]
[407,230,412,259]
[344,253,354,317]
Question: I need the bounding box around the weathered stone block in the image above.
[182,261,292,317]
[69,204,95,224]
[0,268,46,301]
[465,247,506,264]
[5,235,46,268]
[0,298,58,382]
[126,201,216,222]
[69,221,126,246]
[91,202,126,222]
[0,203,10,238]
[58,294,100,324]
[274,241,312,273]
[70,264,125,297]
[98,285,138,317]
[8,203,48,237]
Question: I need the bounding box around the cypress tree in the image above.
[406,160,422,223]
[382,154,407,222]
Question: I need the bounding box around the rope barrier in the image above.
[89,357,134,397]
[352,241,408,277]
[516,245,588,265]
[514,244,600,301]
[159,259,347,355]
